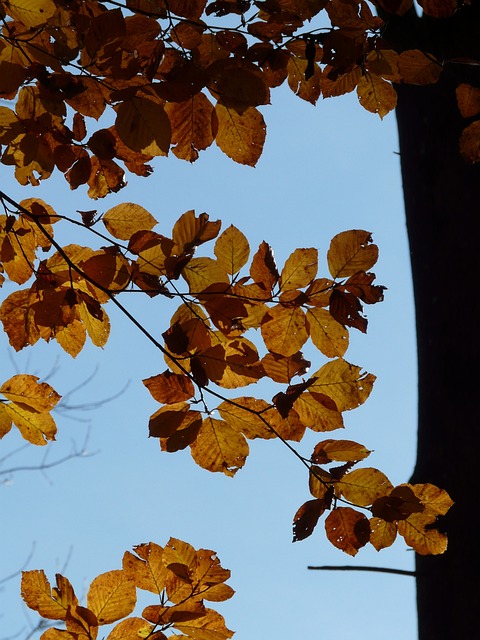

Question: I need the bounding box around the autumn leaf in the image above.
[308,358,375,412]
[398,50,442,85]
[293,499,326,542]
[397,513,448,555]
[4,401,57,445]
[357,73,397,119]
[21,571,75,620]
[143,371,195,404]
[87,570,136,625]
[306,307,349,357]
[106,618,155,640]
[214,225,250,275]
[115,97,171,156]
[325,507,370,556]
[215,103,266,166]
[311,439,371,464]
[261,304,308,357]
[327,230,379,278]
[0,374,60,412]
[335,468,393,506]
[190,416,249,476]
[456,83,480,119]
[369,517,397,551]
[103,203,157,240]
[122,543,168,594]
[280,248,318,292]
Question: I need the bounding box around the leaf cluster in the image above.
[21,537,234,640]
[0,0,478,200]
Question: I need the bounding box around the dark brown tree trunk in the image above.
[393,9,480,638]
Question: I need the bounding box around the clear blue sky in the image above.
[1,84,418,639]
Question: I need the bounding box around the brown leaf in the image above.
[143,371,195,404]
[190,417,249,476]
[306,307,349,357]
[21,571,75,621]
[398,50,443,85]
[456,83,480,119]
[166,93,216,162]
[214,224,250,275]
[261,305,308,357]
[311,439,371,464]
[459,120,480,163]
[357,73,397,119]
[103,203,157,240]
[327,230,379,278]
[324,507,370,556]
[249,241,278,294]
[329,289,367,333]
[293,499,326,542]
[215,103,266,166]
[115,97,171,156]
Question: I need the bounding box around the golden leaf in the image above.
[336,468,393,506]
[261,305,308,357]
[217,397,276,440]
[143,600,206,625]
[163,537,197,583]
[397,513,448,555]
[21,571,72,620]
[327,230,378,278]
[0,289,40,351]
[306,308,349,357]
[0,404,12,439]
[190,417,249,476]
[122,543,168,595]
[215,103,266,166]
[174,607,234,640]
[4,402,57,445]
[408,483,454,517]
[311,439,371,464]
[308,358,375,411]
[3,0,57,27]
[287,56,321,104]
[280,248,318,292]
[294,391,344,432]
[182,257,230,293]
[214,225,250,275]
[261,351,310,384]
[324,507,370,556]
[369,517,397,551]
[87,570,136,626]
[0,374,60,412]
[106,618,155,640]
[398,50,443,85]
[321,65,362,98]
[77,296,110,347]
[250,241,278,293]
[357,73,397,119]
[103,203,157,240]
[115,97,171,156]
[143,372,195,404]
[172,210,222,254]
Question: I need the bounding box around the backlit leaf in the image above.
[215,103,266,166]
[143,372,195,404]
[308,358,375,411]
[4,402,57,445]
[166,93,216,162]
[122,543,168,594]
[311,439,371,464]
[0,374,60,412]
[369,517,397,551]
[87,570,136,625]
[261,305,308,357]
[174,607,234,640]
[398,50,442,85]
[397,513,448,555]
[182,257,230,293]
[214,225,250,275]
[336,468,393,506]
[293,499,325,542]
[103,203,157,240]
[357,73,397,119]
[327,230,379,278]
[280,248,318,291]
[3,0,57,27]
[325,507,370,556]
[190,417,249,476]
[115,97,171,156]
[107,618,155,640]
[21,571,72,620]
[0,404,12,439]
[306,308,349,357]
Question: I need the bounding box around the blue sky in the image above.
[1,84,418,639]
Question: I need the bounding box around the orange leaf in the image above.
[122,543,168,594]
[325,507,370,556]
[214,225,250,275]
[143,371,195,404]
[261,305,308,357]
[398,50,442,85]
[280,248,317,292]
[397,513,448,555]
[369,517,397,551]
[306,308,349,357]
[311,439,371,464]
[327,230,379,278]
[249,241,278,293]
[103,203,157,240]
[308,358,375,411]
[21,571,75,620]
[166,93,215,162]
[0,404,12,439]
[294,391,344,432]
[459,120,480,163]
[87,570,136,625]
[215,103,266,166]
[261,351,310,384]
[174,607,234,640]
[0,374,60,412]
[336,468,393,506]
[4,402,57,445]
[190,416,249,476]
[357,73,397,119]
[182,257,230,293]
[456,83,480,119]
[106,618,155,640]
[115,97,171,156]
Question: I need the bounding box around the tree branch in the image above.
[307,565,415,577]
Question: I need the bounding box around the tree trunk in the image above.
[394,16,480,639]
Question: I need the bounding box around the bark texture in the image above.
[387,5,480,639]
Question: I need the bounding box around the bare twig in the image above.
[307,565,416,577]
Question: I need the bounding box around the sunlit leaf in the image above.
[327,230,379,278]
[190,417,249,476]
[87,570,136,625]
[103,203,157,240]
[325,507,370,556]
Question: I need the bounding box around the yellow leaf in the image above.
[143,372,195,404]
[77,296,110,347]
[357,73,397,119]
[409,483,454,517]
[5,402,56,445]
[0,404,12,439]
[103,203,157,240]
[0,289,40,350]
[21,571,72,620]
[287,56,321,104]
[325,507,370,556]
[214,225,250,275]
[106,618,155,640]
[336,468,393,506]
[369,517,397,551]
[261,305,308,357]
[172,210,221,254]
[215,103,266,166]
[0,374,60,412]
[3,0,57,27]
[182,257,229,293]
[174,607,234,640]
[166,93,215,162]
[87,570,136,626]
[115,97,171,156]
[398,49,442,85]
[190,417,249,476]
[280,248,318,292]
[321,65,362,98]
[163,537,197,579]
[311,439,371,464]
[56,319,87,358]
[122,543,167,595]
[217,397,276,440]
[294,391,344,432]
[306,308,349,357]
[327,230,379,278]
[308,358,375,411]
[398,513,448,555]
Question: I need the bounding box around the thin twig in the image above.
[307,565,416,577]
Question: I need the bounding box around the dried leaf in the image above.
[214,225,250,275]
[87,570,136,625]
[327,230,379,278]
[103,203,157,240]
[190,417,249,476]
[325,507,370,556]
